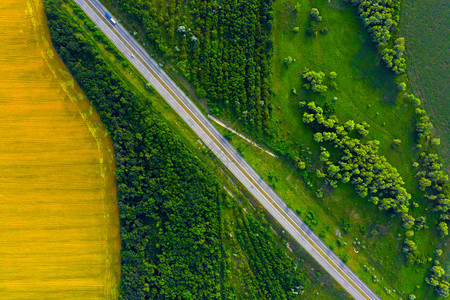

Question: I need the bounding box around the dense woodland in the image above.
[44,0,450,297]
[105,0,274,134]
[44,0,307,298]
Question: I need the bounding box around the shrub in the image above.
[392,138,402,149]
[284,56,293,66]
[309,8,320,21]
[301,69,328,93]
[304,210,319,227]
[341,217,352,234]
[437,222,448,237]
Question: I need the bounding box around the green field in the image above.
[57,0,449,298]
[45,0,353,297]
[271,0,416,183]
[213,0,445,298]
[399,0,450,170]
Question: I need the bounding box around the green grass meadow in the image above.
[219,118,441,299]
[211,0,445,298]
[63,1,352,297]
[399,0,450,170]
[271,0,417,185]
[68,0,447,297]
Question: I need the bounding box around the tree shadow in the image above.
[350,28,397,105]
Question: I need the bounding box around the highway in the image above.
[72,0,381,299]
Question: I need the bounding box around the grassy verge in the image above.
[217,121,440,299]
[51,0,350,298]
[63,0,447,298]
[210,0,445,298]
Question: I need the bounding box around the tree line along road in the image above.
[73,0,380,299]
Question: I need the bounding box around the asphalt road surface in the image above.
[72,0,381,299]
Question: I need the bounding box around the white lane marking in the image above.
[78,1,377,298]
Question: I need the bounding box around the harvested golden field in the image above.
[0,0,120,298]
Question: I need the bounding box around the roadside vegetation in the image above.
[270,0,448,298]
[99,0,449,297]
[48,0,449,298]
[101,0,274,135]
[43,0,353,298]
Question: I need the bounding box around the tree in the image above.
[284,56,293,66]
[436,280,449,298]
[327,164,340,177]
[405,230,414,238]
[344,120,355,132]
[296,159,306,170]
[398,82,406,91]
[309,8,320,21]
[437,222,448,237]
[302,112,315,124]
[355,123,369,137]
[314,132,323,143]
[392,138,401,149]
[402,239,416,253]
[419,177,432,191]
[329,71,337,79]
[432,266,445,278]
[302,69,328,93]
[402,214,415,229]
[316,169,326,178]
[320,147,330,162]
[431,138,441,146]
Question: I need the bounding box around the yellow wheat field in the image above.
[0,0,120,298]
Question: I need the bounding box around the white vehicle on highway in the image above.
[104,12,116,25]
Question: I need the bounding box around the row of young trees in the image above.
[425,250,449,297]
[408,94,449,237]
[105,0,274,134]
[233,205,306,298]
[44,0,306,298]
[346,0,406,74]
